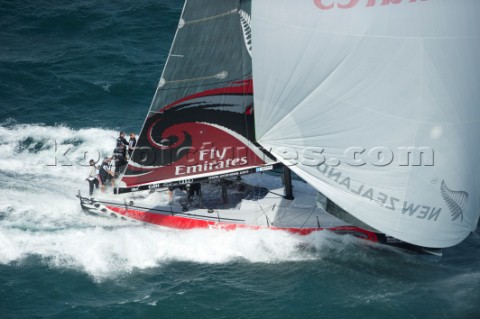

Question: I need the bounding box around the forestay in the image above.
[252,0,480,248]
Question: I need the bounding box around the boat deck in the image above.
[170,179,270,211]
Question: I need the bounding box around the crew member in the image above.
[187,183,202,202]
[85,159,99,196]
[116,131,128,157]
[128,132,136,158]
[113,146,127,177]
[99,157,115,192]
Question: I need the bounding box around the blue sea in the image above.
[1,1,479,318]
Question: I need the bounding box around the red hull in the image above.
[107,205,380,241]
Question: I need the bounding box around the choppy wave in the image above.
[0,123,354,280]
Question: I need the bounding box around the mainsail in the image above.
[119,0,274,193]
[252,0,480,248]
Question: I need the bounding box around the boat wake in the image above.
[0,122,357,280]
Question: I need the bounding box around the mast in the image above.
[283,166,294,200]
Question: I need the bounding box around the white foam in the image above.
[0,123,340,281]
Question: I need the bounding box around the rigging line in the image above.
[265,183,317,230]
[268,190,284,197]
[256,202,273,226]
[184,9,238,26]
[298,207,317,229]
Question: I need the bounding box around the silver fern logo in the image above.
[238,9,252,57]
[440,180,469,222]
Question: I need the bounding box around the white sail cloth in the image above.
[252,0,480,248]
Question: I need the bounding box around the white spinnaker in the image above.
[252,0,480,248]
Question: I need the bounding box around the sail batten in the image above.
[182,8,238,25]
[159,73,229,85]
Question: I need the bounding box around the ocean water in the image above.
[1,1,479,318]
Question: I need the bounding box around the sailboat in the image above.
[78,0,480,254]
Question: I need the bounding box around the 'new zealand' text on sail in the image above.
[252,0,480,248]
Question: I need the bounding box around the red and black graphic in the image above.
[121,79,272,188]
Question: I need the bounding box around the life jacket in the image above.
[113,147,124,157]
[115,140,127,156]
[129,138,136,149]
[99,161,110,176]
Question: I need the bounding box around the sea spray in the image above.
[0,123,343,281]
